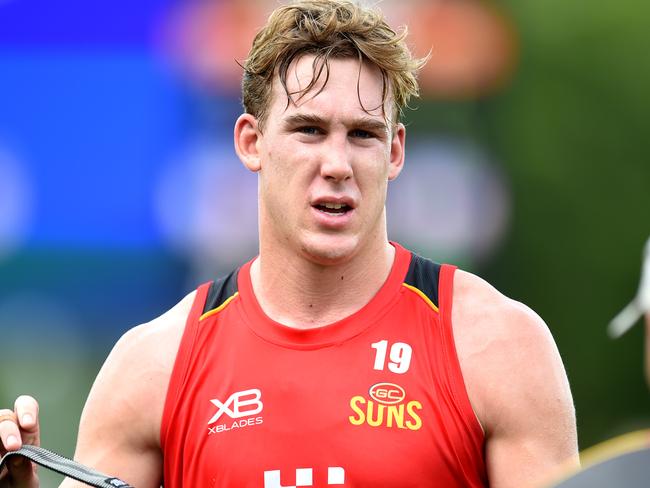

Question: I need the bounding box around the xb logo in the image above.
[208,388,263,424]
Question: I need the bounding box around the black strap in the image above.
[0,445,133,488]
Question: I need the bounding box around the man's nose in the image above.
[320,137,353,181]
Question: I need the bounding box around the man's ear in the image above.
[388,123,406,181]
[234,113,262,172]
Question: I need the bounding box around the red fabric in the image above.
[161,243,486,487]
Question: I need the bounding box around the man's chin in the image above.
[299,235,360,267]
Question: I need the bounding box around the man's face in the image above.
[244,55,405,265]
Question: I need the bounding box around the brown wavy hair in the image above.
[241,0,427,129]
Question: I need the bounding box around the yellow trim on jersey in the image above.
[542,429,650,487]
[402,283,439,313]
[199,292,239,321]
[579,429,650,468]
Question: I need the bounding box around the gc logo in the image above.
[369,383,406,405]
[263,467,345,487]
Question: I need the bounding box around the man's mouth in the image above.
[313,202,352,215]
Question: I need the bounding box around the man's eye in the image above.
[350,129,373,139]
[298,126,320,135]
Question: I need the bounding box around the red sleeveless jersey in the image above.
[161,243,486,487]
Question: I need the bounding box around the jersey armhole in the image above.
[160,282,211,448]
[439,264,486,441]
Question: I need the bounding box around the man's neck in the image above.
[250,239,396,329]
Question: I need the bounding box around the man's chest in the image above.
[171,310,469,487]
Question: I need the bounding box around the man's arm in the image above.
[0,291,195,488]
[61,291,195,487]
[453,270,579,488]
[645,313,650,386]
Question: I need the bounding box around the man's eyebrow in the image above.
[283,113,327,127]
[283,113,389,134]
[352,117,389,134]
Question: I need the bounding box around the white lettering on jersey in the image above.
[371,340,412,373]
[208,388,263,424]
[263,467,345,487]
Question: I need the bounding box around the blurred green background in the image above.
[488,0,650,445]
[0,0,649,485]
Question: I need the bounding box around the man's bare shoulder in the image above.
[451,270,578,486]
[452,269,552,349]
[451,270,574,434]
[115,289,197,362]
[74,290,197,465]
[93,289,197,419]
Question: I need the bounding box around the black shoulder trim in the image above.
[202,268,240,315]
[404,253,442,309]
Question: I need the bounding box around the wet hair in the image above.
[241,0,428,129]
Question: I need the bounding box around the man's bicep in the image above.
[486,398,578,488]
[70,326,166,488]
[484,306,579,488]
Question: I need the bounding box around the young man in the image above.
[0,1,578,486]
